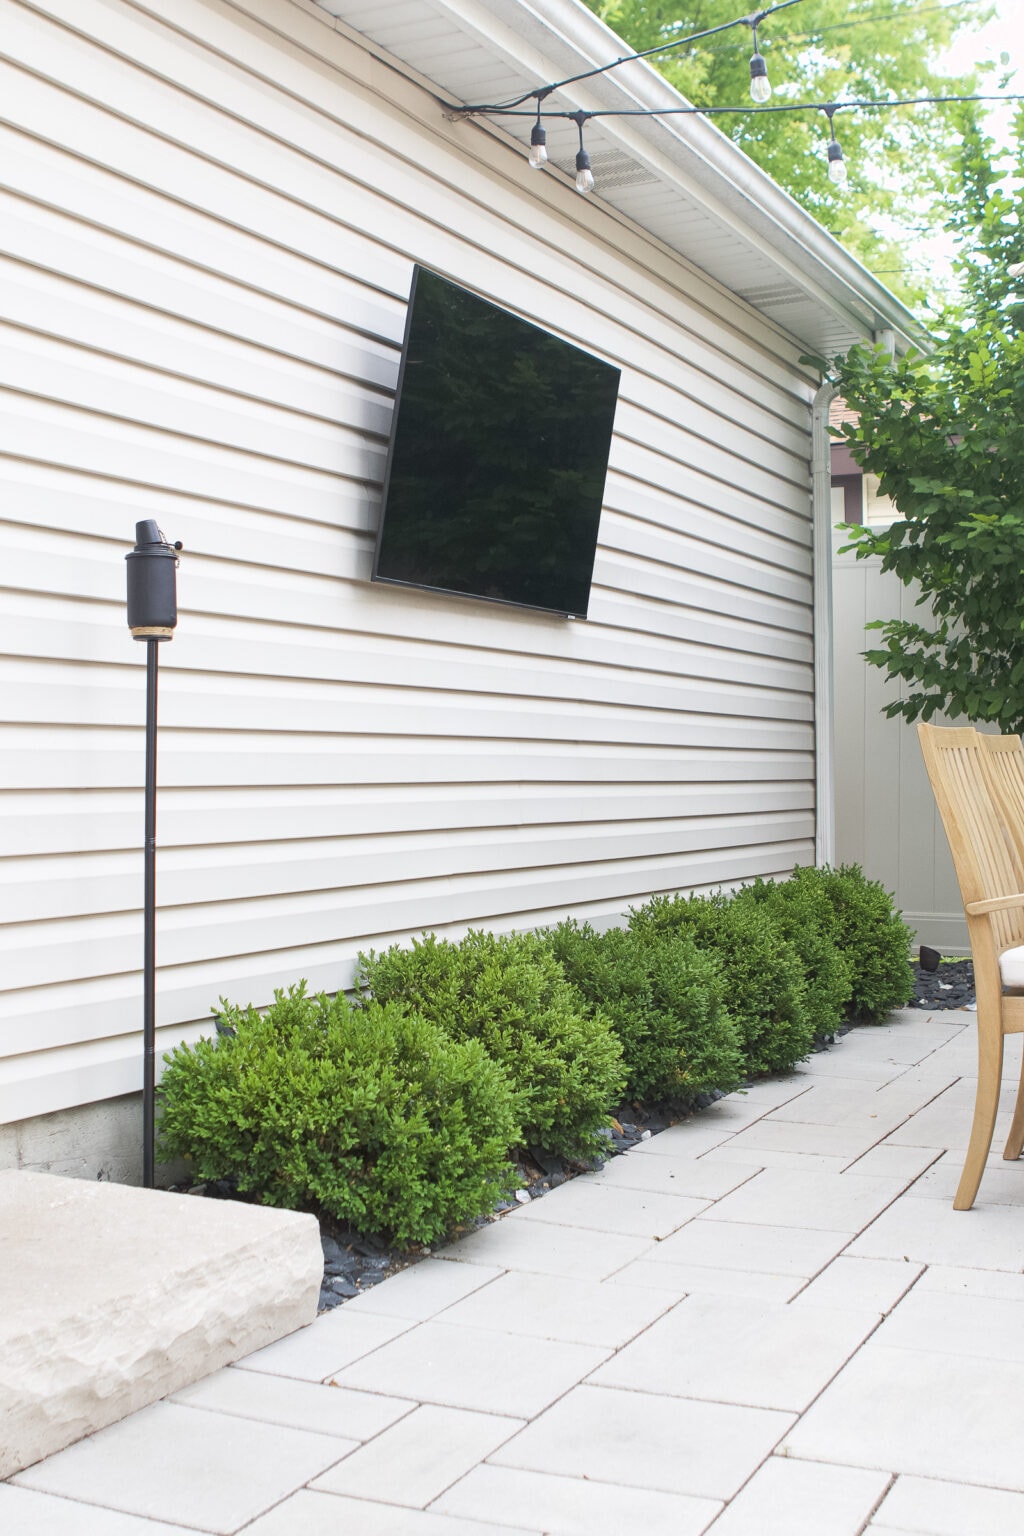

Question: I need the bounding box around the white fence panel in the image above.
[832,523,967,952]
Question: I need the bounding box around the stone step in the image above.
[0,1169,322,1477]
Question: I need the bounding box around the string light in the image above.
[824,106,848,187]
[529,100,548,169]
[456,2,807,115]
[575,149,595,194]
[749,21,772,104]
[454,93,1024,197]
[447,0,1022,198]
[827,139,848,184]
[570,110,594,194]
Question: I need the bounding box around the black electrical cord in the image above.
[457,0,807,114]
[454,92,1024,121]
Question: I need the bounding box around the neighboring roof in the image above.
[829,396,860,435]
[313,0,930,359]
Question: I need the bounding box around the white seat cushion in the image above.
[1000,945,1024,988]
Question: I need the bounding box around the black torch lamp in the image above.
[125,520,182,1187]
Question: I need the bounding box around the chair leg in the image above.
[1002,1038,1024,1161]
[954,1026,1004,1210]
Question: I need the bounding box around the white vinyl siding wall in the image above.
[0,0,817,1123]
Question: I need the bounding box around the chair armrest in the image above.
[966,892,1024,916]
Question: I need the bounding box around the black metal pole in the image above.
[126,519,180,1189]
[143,637,159,1188]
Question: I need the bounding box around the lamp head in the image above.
[126,521,182,640]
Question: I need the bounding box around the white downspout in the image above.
[812,379,838,867]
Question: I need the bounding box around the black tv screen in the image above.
[372,267,620,619]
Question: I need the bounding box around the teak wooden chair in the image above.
[917,722,1024,1208]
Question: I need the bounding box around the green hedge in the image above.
[157,983,520,1246]
[628,891,816,1076]
[357,928,625,1160]
[157,866,913,1246]
[544,918,743,1104]
[785,864,914,1022]
[732,875,854,1041]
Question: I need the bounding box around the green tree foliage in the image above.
[157,985,521,1247]
[357,929,625,1160]
[833,111,1024,732]
[948,107,1024,318]
[583,0,996,301]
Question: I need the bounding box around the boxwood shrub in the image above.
[628,891,814,1076]
[544,918,743,1104]
[358,928,625,1160]
[785,863,914,1022]
[157,983,520,1247]
[732,875,854,1041]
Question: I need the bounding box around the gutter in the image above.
[812,378,838,866]
[466,0,930,356]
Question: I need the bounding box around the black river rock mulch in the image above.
[169,1103,692,1311]
[315,1095,702,1311]
[908,956,975,1012]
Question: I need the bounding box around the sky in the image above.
[887,0,1024,306]
[968,0,1024,135]
[972,0,1024,70]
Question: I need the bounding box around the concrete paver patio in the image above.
[5,1005,1024,1534]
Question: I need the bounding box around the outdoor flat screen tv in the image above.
[372,266,620,619]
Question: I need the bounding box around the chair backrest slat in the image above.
[917,723,1024,955]
[977,732,1024,887]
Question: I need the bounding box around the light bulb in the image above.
[529,122,547,169]
[827,140,847,186]
[575,149,594,195]
[749,52,771,103]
